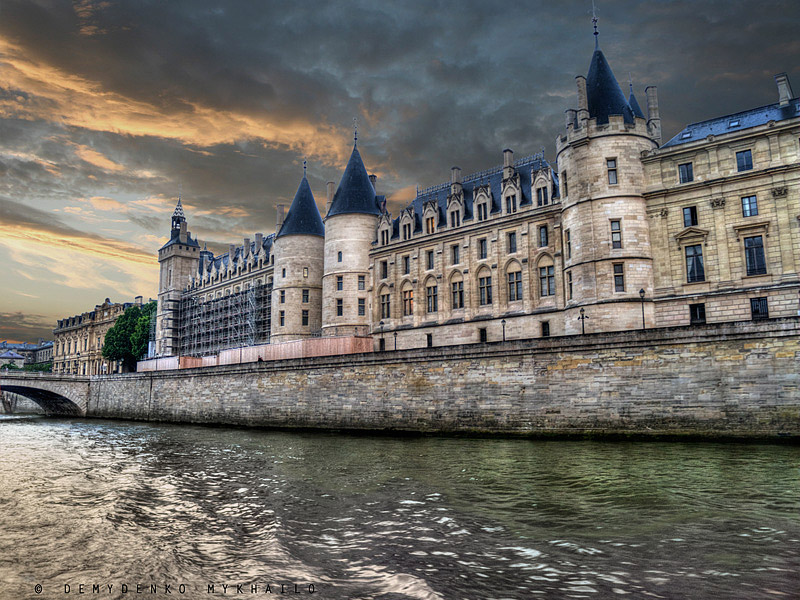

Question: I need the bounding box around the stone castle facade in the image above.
[155,35,800,358]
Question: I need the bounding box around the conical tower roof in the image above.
[277,175,324,238]
[587,48,634,125]
[326,145,380,218]
[628,83,646,119]
[172,197,185,219]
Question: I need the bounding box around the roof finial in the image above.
[629,72,633,93]
[592,0,599,49]
[353,116,358,147]
[303,158,307,178]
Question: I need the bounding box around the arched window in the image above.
[401,281,414,317]
[477,267,492,306]
[424,277,438,313]
[507,261,523,302]
[537,255,555,298]
[378,285,391,319]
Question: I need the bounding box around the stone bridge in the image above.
[0,373,90,416]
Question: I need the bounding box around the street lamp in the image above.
[578,307,587,335]
[393,331,397,351]
[501,319,506,342]
[639,288,646,330]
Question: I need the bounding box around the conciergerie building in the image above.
[153,27,800,361]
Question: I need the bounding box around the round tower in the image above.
[155,198,200,356]
[271,170,325,343]
[555,32,658,334]
[321,141,382,337]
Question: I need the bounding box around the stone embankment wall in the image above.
[88,318,800,438]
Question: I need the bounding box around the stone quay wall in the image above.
[87,318,800,439]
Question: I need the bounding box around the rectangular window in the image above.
[613,263,625,292]
[451,281,464,309]
[541,321,550,337]
[302,310,309,326]
[303,267,309,278]
[690,303,706,325]
[561,172,567,197]
[567,271,573,300]
[507,231,517,253]
[425,216,436,234]
[427,285,438,313]
[539,225,548,248]
[745,236,767,276]
[302,289,309,303]
[678,162,694,184]
[336,298,343,316]
[380,294,391,319]
[402,222,411,240]
[736,149,753,172]
[358,275,365,290]
[279,311,285,326]
[427,333,433,348]
[402,255,410,275]
[427,250,434,270]
[539,266,555,297]
[479,276,492,305]
[683,206,698,228]
[611,220,622,249]
[478,238,487,259]
[336,275,343,291]
[380,260,388,279]
[741,195,758,217]
[607,158,618,185]
[477,203,487,221]
[403,289,413,316]
[358,298,365,316]
[280,290,286,303]
[479,328,487,343]
[451,244,460,265]
[750,297,769,320]
[565,230,572,259]
[450,210,460,227]
[685,244,705,282]
[506,195,517,213]
[381,230,389,245]
[508,271,523,301]
[536,187,549,207]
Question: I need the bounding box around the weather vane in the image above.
[592,0,599,47]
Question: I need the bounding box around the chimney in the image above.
[276,203,285,229]
[450,166,461,184]
[503,148,514,168]
[326,181,335,214]
[576,76,589,126]
[369,174,377,194]
[243,238,250,257]
[645,86,662,145]
[775,73,794,107]
[255,232,263,252]
[565,109,578,130]
[228,244,236,266]
[179,221,188,243]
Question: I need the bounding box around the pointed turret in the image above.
[171,197,185,231]
[587,48,634,125]
[628,82,646,119]
[326,145,380,218]
[277,175,324,238]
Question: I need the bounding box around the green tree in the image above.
[131,301,157,361]
[102,304,142,372]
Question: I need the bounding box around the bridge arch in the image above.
[1,385,84,416]
[0,374,89,416]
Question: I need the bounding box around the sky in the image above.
[1,0,798,343]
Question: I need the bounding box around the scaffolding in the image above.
[177,282,272,357]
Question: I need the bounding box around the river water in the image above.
[0,416,798,599]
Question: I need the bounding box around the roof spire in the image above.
[592,0,599,49]
[353,117,358,147]
[303,158,307,178]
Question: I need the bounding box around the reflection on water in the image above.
[0,415,798,599]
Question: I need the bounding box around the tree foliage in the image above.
[102,301,156,372]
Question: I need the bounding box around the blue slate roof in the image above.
[662,97,800,148]
[390,154,555,239]
[327,145,381,218]
[201,234,275,275]
[628,87,646,119]
[277,176,324,238]
[587,49,634,125]
[160,229,200,250]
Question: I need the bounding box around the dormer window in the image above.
[729,119,740,128]
[450,209,460,228]
[477,203,488,221]
[681,131,692,139]
[425,216,435,234]
[380,229,389,245]
[505,195,517,213]
[536,187,549,207]
[402,222,412,240]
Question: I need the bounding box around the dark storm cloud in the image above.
[0,311,54,343]
[1,0,799,225]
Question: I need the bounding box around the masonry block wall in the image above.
[88,318,800,438]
